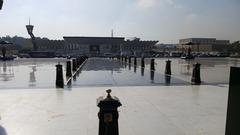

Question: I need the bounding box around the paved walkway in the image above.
[0,85,228,135]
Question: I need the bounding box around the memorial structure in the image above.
[26,20,55,58]
[26,19,37,51]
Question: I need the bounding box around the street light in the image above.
[0,40,13,60]
[0,0,3,10]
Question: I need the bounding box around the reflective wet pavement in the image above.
[1,57,240,89]
[153,58,240,84]
[70,57,240,87]
[71,58,188,87]
[0,58,67,89]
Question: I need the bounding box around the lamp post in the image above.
[0,41,13,60]
[97,89,122,135]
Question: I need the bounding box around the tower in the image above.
[26,18,37,51]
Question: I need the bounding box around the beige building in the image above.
[178,38,230,53]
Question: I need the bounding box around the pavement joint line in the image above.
[65,60,87,85]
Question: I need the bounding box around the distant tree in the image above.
[0,35,63,54]
[0,35,51,52]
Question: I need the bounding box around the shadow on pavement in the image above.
[0,126,7,135]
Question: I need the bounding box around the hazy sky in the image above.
[0,0,239,43]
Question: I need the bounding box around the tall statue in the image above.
[26,19,37,51]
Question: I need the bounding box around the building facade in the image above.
[154,44,177,52]
[63,37,124,56]
[37,39,65,54]
[35,36,158,56]
[178,38,230,53]
[121,38,158,56]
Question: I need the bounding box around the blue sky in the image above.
[0,0,239,43]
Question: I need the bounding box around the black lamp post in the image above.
[97,89,122,135]
[0,0,3,10]
[0,41,13,60]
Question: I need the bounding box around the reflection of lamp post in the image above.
[26,19,37,51]
[0,0,3,10]
[29,66,36,87]
[29,66,36,83]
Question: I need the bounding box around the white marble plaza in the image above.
[0,85,228,135]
